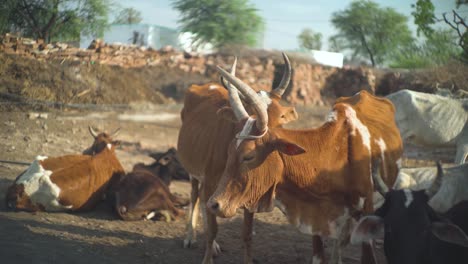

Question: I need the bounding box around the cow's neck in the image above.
[272,120,350,199]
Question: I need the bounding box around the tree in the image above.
[171,0,264,49]
[330,1,413,67]
[297,28,322,51]
[412,0,468,61]
[0,0,110,42]
[390,29,462,68]
[113,7,142,24]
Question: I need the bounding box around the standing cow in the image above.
[6,127,125,212]
[351,160,468,264]
[207,68,403,264]
[177,54,299,264]
[386,89,468,164]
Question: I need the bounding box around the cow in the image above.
[392,162,468,213]
[133,147,189,186]
[351,160,468,264]
[5,127,125,212]
[386,89,468,164]
[112,168,188,222]
[177,54,298,264]
[206,67,403,264]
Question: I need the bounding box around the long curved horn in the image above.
[88,126,99,138]
[425,161,444,198]
[271,52,292,98]
[216,66,268,132]
[110,127,121,138]
[220,57,247,102]
[372,158,389,196]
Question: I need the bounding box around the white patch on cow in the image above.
[403,189,414,208]
[344,106,371,151]
[209,84,218,90]
[326,110,337,122]
[16,156,72,211]
[298,222,313,234]
[258,90,272,105]
[356,197,365,210]
[146,211,156,220]
[396,158,402,170]
[375,138,387,179]
[107,143,112,150]
[312,256,322,264]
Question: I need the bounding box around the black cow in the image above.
[133,147,189,187]
[351,160,468,264]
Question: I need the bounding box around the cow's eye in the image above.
[242,155,255,162]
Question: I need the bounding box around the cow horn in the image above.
[271,52,292,98]
[216,66,268,132]
[372,158,389,196]
[425,161,444,198]
[88,126,99,138]
[110,127,121,138]
[220,57,247,102]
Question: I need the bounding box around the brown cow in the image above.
[207,68,403,264]
[113,168,188,221]
[6,127,125,212]
[177,54,298,263]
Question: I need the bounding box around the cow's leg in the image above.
[202,209,220,264]
[184,175,200,248]
[360,194,377,264]
[242,210,254,264]
[312,235,327,264]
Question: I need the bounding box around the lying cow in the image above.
[5,127,125,212]
[351,160,468,264]
[112,168,188,221]
[133,147,189,186]
[386,89,468,164]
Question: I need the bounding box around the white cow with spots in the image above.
[386,89,468,164]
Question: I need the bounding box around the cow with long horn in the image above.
[177,53,298,264]
[207,67,403,263]
[351,160,468,264]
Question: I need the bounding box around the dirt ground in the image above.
[0,103,456,264]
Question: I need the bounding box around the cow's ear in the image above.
[274,138,306,156]
[350,215,384,245]
[216,107,238,123]
[431,222,468,247]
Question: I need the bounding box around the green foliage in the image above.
[390,29,462,68]
[297,28,322,51]
[330,0,413,67]
[171,0,264,49]
[0,0,111,42]
[411,0,436,37]
[113,7,143,24]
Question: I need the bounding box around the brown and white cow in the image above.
[113,168,188,221]
[177,54,298,263]
[207,68,403,264]
[5,127,125,212]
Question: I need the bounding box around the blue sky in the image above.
[114,0,465,51]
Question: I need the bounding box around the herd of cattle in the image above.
[4,53,468,264]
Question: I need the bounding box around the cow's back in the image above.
[177,83,237,191]
[387,89,468,146]
[337,91,403,187]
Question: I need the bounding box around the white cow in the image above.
[391,162,468,213]
[386,89,468,164]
